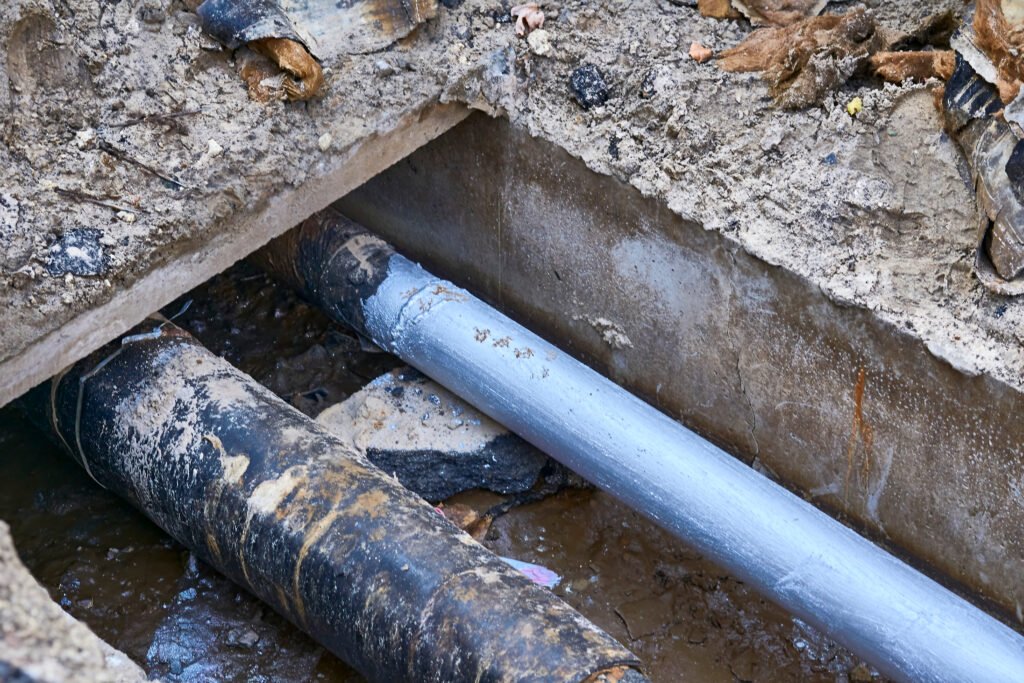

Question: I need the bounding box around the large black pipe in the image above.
[22,321,644,683]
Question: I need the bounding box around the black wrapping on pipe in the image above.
[21,321,643,682]
[254,208,394,337]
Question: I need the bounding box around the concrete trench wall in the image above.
[340,113,1024,625]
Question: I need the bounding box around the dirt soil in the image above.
[0,519,145,682]
[1,0,1022,404]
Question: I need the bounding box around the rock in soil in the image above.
[317,367,549,501]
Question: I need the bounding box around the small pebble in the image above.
[74,128,97,150]
[374,59,396,77]
[688,41,713,63]
[207,139,223,157]
[527,29,553,56]
[116,210,136,224]
[318,133,333,152]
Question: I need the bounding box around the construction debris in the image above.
[944,2,1024,293]
[570,63,611,109]
[315,367,550,502]
[45,229,108,277]
[527,28,554,57]
[498,556,561,589]
[718,8,888,109]
[195,0,439,100]
[731,0,828,27]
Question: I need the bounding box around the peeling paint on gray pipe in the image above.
[257,211,1024,683]
[21,322,645,683]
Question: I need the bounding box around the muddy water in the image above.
[0,262,884,682]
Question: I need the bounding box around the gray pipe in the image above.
[258,213,1024,683]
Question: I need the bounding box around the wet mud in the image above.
[459,489,885,683]
[0,260,884,681]
[168,260,401,418]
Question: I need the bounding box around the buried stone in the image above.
[316,367,549,502]
[45,228,107,277]
[570,63,610,109]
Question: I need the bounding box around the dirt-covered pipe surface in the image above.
[21,321,645,683]
[257,210,1024,683]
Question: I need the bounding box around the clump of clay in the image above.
[689,41,714,63]
[719,8,887,109]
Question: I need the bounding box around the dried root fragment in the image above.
[250,37,324,101]
[973,0,1024,102]
[719,8,886,109]
[870,50,955,84]
[731,0,827,27]
[511,3,545,36]
[236,48,285,103]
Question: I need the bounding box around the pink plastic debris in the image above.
[499,556,561,589]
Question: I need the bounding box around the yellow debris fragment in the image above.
[846,96,863,116]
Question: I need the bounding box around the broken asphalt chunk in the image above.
[316,368,549,502]
[570,63,610,109]
[45,228,108,277]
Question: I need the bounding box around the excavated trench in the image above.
[4,112,1022,681]
[0,260,885,682]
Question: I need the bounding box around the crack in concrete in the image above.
[734,347,760,462]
